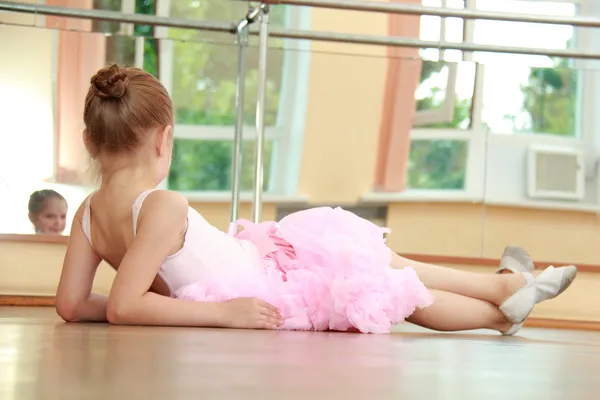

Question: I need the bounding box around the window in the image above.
[415,0,470,128]
[409,60,476,191]
[407,0,474,191]
[92,0,157,73]
[407,139,468,189]
[156,0,309,194]
[419,0,467,63]
[473,0,579,137]
[169,139,274,192]
[414,61,475,130]
[405,0,595,207]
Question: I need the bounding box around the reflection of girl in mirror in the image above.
[28,190,68,235]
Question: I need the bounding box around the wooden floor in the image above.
[1,307,599,400]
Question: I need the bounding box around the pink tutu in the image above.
[175,207,433,334]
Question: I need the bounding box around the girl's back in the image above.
[84,189,149,268]
[81,187,262,297]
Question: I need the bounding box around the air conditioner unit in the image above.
[527,145,585,201]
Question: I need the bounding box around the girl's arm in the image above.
[56,200,108,322]
[104,190,226,326]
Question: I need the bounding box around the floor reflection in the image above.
[1,307,599,399]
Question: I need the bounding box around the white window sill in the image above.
[361,191,600,214]
[362,190,478,203]
[180,191,309,204]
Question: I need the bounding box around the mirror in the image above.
[0,0,486,262]
[5,0,599,271]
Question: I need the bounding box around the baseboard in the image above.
[0,295,56,306]
[402,253,600,274]
[523,318,600,331]
[2,295,599,332]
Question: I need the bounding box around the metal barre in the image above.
[262,0,600,28]
[228,8,253,235]
[0,1,235,32]
[252,4,270,223]
[3,1,600,60]
[228,3,270,226]
[267,27,600,60]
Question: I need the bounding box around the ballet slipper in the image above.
[499,265,578,327]
[496,246,535,274]
[501,322,523,336]
[496,246,534,335]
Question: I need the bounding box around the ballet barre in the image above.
[253,4,270,225]
[4,1,600,60]
[229,4,269,231]
[259,0,600,28]
[0,1,234,32]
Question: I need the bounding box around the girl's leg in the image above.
[391,252,528,306]
[407,289,512,332]
[392,250,576,333]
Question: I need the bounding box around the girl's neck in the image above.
[100,164,158,195]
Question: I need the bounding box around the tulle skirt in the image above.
[175,207,433,334]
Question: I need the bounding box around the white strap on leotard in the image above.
[81,194,93,244]
[131,189,159,236]
[80,189,159,245]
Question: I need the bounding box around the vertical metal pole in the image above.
[134,36,145,68]
[252,4,270,223]
[228,18,250,236]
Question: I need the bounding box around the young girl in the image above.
[56,64,577,335]
[28,189,68,235]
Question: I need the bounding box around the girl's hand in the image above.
[219,298,283,330]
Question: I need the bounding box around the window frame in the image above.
[119,0,145,68]
[414,0,463,127]
[413,62,459,127]
[405,0,599,211]
[152,0,311,196]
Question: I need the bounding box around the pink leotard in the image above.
[81,189,264,296]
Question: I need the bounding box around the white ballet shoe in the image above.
[501,323,523,336]
[499,265,578,325]
[496,246,535,274]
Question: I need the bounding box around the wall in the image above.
[0,0,38,25]
[386,202,600,265]
[297,7,389,203]
[0,239,115,296]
